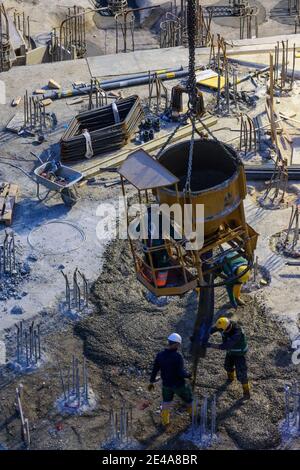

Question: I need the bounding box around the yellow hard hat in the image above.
[236,265,250,284]
[215,317,230,331]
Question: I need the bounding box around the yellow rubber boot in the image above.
[233,284,245,306]
[242,382,251,399]
[161,409,170,426]
[227,371,235,383]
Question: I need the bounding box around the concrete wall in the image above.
[26,45,48,65]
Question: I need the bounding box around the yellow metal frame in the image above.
[119,154,259,297]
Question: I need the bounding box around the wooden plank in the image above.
[81,116,218,179]
[5,113,24,134]
[0,183,19,226]
[0,183,9,214]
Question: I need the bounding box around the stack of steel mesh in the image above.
[60,95,144,162]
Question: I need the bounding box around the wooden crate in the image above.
[0,182,19,226]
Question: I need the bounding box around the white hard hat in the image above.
[168,333,182,344]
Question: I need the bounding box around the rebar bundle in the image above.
[23,90,50,132]
[0,3,10,72]
[108,0,128,15]
[190,394,217,448]
[13,11,31,50]
[283,205,300,253]
[48,6,87,61]
[239,4,259,40]
[88,78,108,110]
[181,1,213,48]
[61,268,89,312]
[160,12,182,48]
[273,41,296,92]
[15,321,41,368]
[0,230,16,278]
[283,381,300,437]
[288,0,300,16]
[60,95,144,162]
[58,355,89,409]
[109,403,133,446]
[48,28,60,62]
[60,5,86,60]
[148,73,169,113]
[115,10,135,54]
[239,114,257,155]
[261,158,289,207]
[115,3,175,54]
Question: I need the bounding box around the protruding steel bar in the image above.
[61,270,71,310]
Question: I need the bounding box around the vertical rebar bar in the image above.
[211,394,216,438]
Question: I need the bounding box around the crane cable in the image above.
[184,0,197,196]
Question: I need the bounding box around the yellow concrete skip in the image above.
[198,75,226,90]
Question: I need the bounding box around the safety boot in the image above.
[161,409,170,427]
[242,382,251,400]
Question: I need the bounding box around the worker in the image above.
[140,208,175,288]
[207,317,250,399]
[148,333,193,426]
[220,251,251,308]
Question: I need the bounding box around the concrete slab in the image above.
[87,47,206,78]
[0,58,92,129]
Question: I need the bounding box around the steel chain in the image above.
[183,0,197,195]
[157,0,241,196]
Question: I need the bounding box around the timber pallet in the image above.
[0,182,19,226]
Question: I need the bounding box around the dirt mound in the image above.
[75,239,299,449]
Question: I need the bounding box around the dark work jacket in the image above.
[150,349,190,388]
[211,321,248,356]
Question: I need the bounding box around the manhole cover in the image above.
[28,220,86,255]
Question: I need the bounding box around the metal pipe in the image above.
[16,324,20,363]
[42,69,191,100]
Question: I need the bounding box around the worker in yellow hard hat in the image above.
[220,251,251,308]
[207,317,250,399]
[148,333,193,427]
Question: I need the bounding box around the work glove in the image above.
[148,383,155,392]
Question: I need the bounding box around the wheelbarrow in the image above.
[34,161,83,207]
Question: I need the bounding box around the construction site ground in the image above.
[0,238,299,450]
[0,0,300,452]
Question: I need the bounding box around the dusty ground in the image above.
[0,238,298,450]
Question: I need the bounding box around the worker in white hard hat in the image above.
[148,333,193,427]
